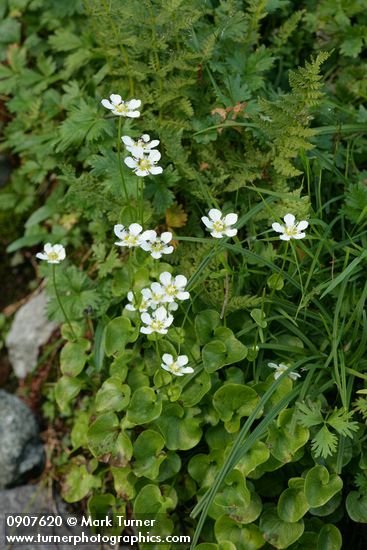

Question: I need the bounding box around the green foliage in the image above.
[2,0,367,548]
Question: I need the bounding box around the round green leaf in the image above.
[180,370,212,406]
[213,384,260,432]
[62,463,101,503]
[195,309,221,345]
[250,308,267,328]
[203,327,247,373]
[157,451,181,482]
[55,375,83,413]
[304,465,343,507]
[316,524,342,550]
[215,515,264,550]
[236,441,270,476]
[111,466,136,501]
[133,429,166,479]
[126,386,162,425]
[87,412,120,458]
[277,488,309,522]
[266,409,309,463]
[213,470,251,519]
[60,338,90,376]
[259,507,304,549]
[104,316,136,357]
[203,339,227,372]
[188,451,223,490]
[88,493,115,520]
[95,377,131,412]
[154,403,202,450]
[346,491,367,523]
[309,492,341,517]
[267,273,284,290]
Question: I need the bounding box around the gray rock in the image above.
[0,390,45,489]
[0,485,101,549]
[6,291,57,378]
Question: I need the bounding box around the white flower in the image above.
[121,134,160,158]
[124,150,163,177]
[140,230,174,259]
[201,209,238,239]
[158,272,190,303]
[161,354,194,376]
[125,291,150,313]
[140,306,174,334]
[141,284,166,309]
[101,94,141,117]
[36,243,66,264]
[268,362,301,381]
[272,214,308,241]
[114,223,144,248]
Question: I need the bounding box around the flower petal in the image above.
[279,234,291,241]
[155,307,167,321]
[201,216,212,229]
[208,208,222,221]
[162,246,174,255]
[283,213,295,227]
[141,230,156,241]
[141,134,150,142]
[127,99,141,110]
[110,94,122,105]
[177,355,189,366]
[124,157,137,168]
[175,275,187,288]
[162,353,173,365]
[149,150,161,162]
[101,99,113,110]
[160,232,172,244]
[224,213,238,226]
[141,312,151,324]
[293,232,306,239]
[127,110,141,118]
[114,224,126,239]
[36,252,48,260]
[150,166,163,175]
[129,223,143,236]
[297,220,309,231]
[272,222,284,233]
[121,135,134,146]
[159,272,172,286]
[224,228,237,237]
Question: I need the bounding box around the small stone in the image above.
[6,291,57,378]
[0,390,45,489]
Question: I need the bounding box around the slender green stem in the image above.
[117,118,131,209]
[138,176,144,225]
[52,265,77,340]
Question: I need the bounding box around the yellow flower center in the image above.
[115,103,129,114]
[47,251,59,261]
[151,242,163,252]
[170,362,180,373]
[138,158,152,171]
[284,225,297,237]
[151,319,164,331]
[124,234,138,245]
[213,220,225,232]
[166,284,176,296]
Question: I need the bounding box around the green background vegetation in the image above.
[1,0,367,548]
